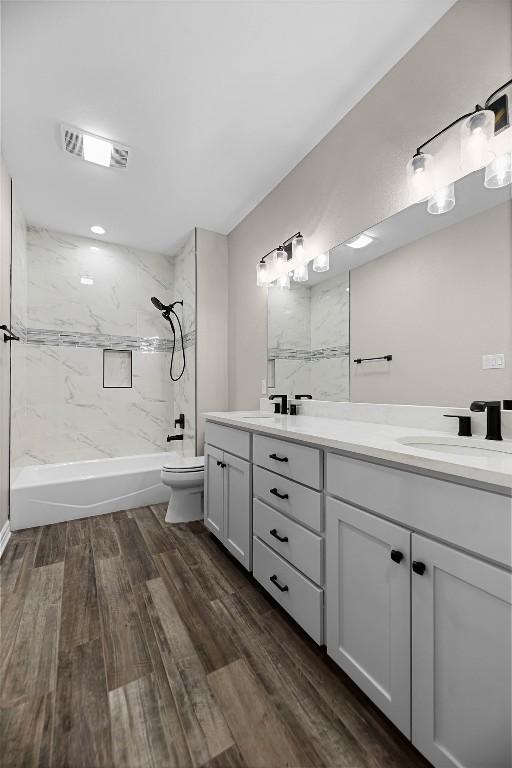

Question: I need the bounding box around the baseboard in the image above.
[0,520,11,558]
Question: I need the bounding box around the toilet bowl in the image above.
[160,455,205,523]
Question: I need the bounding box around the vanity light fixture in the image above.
[407,79,511,214]
[346,233,373,249]
[313,251,329,272]
[293,263,309,282]
[256,233,305,288]
[90,225,106,235]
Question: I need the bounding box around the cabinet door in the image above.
[326,498,411,736]
[223,453,251,570]
[204,444,224,540]
[412,534,511,768]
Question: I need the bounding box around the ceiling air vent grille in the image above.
[60,124,130,169]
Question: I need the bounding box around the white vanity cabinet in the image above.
[325,450,512,768]
[411,535,511,768]
[325,498,411,736]
[204,425,252,569]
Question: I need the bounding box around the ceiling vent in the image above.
[60,124,130,169]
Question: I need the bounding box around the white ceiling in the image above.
[1,0,456,254]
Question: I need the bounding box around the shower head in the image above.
[151,296,168,312]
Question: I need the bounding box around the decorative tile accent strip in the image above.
[16,321,195,353]
[268,344,349,361]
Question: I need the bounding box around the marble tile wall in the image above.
[11,226,197,466]
[267,271,349,401]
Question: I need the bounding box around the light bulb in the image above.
[427,183,455,215]
[293,263,308,282]
[277,271,290,289]
[460,110,495,172]
[256,261,269,287]
[313,251,329,272]
[292,234,305,266]
[484,152,512,188]
[406,153,434,202]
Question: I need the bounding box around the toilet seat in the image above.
[162,456,204,473]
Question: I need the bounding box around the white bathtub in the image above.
[10,452,173,530]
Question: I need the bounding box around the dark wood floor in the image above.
[0,506,430,768]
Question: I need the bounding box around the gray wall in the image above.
[196,228,229,452]
[227,0,512,409]
[350,201,512,406]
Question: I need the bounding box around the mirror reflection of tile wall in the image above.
[267,271,350,402]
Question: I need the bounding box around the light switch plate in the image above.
[482,353,505,370]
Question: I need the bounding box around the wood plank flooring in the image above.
[0,507,431,768]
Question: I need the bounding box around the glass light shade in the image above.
[293,263,308,282]
[277,271,290,289]
[406,153,434,202]
[427,183,455,215]
[313,251,329,272]
[292,235,306,266]
[484,152,512,188]
[275,246,287,274]
[460,109,495,172]
[256,261,268,287]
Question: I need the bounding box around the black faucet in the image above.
[269,394,288,415]
[469,401,502,441]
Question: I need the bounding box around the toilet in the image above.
[161,455,205,523]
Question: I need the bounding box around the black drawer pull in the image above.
[269,453,288,463]
[216,460,226,468]
[270,488,289,500]
[270,528,289,543]
[270,574,289,592]
[412,561,426,575]
[390,549,403,564]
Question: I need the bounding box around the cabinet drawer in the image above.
[253,434,322,489]
[204,422,250,460]
[326,452,512,567]
[253,499,323,584]
[253,465,322,532]
[253,537,323,644]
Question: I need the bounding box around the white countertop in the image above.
[204,411,512,492]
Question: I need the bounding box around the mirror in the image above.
[267,167,511,406]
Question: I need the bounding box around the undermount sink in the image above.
[397,436,512,457]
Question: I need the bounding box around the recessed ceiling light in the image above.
[346,233,374,249]
[83,134,113,167]
[90,225,105,235]
[90,246,100,252]
[80,276,94,285]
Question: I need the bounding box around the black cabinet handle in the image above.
[269,574,288,592]
[216,460,226,468]
[412,561,426,575]
[269,453,288,463]
[270,528,289,543]
[390,549,404,564]
[270,488,289,500]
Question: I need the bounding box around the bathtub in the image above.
[10,452,173,530]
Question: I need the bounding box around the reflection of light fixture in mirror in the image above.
[83,134,113,167]
[313,251,329,272]
[292,234,306,266]
[427,183,455,215]
[256,260,269,286]
[90,246,100,252]
[346,233,373,249]
[277,271,290,289]
[485,152,512,188]
[80,275,94,285]
[293,263,308,282]
[406,153,434,202]
[460,110,495,172]
[91,225,105,235]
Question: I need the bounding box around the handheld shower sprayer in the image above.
[150,296,186,381]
